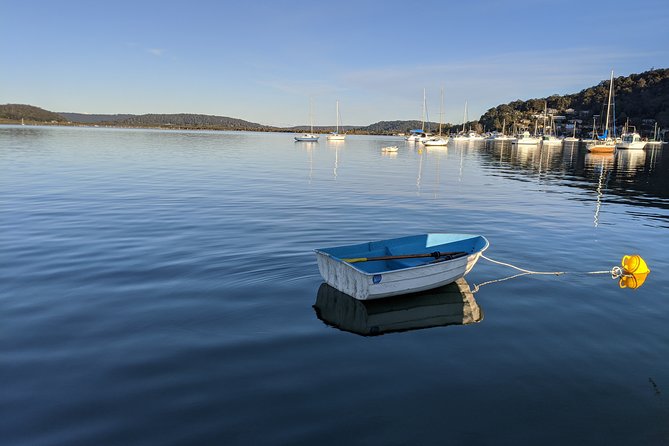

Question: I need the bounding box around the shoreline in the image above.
[0,120,400,136]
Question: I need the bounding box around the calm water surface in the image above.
[2,126,668,445]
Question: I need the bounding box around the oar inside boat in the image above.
[343,251,467,263]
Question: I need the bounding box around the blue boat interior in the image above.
[319,234,487,274]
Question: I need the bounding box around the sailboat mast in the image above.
[604,70,613,139]
[438,87,444,136]
[335,100,339,133]
[309,97,313,133]
[462,101,467,133]
[421,88,426,132]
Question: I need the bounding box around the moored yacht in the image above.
[326,100,346,141]
[616,131,645,150]
[587,70,616,154]
[512,131,540,146]
[295,98,319,142]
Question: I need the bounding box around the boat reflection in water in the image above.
[313,278,482,336]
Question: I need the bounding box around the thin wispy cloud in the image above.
[147,48,166,57]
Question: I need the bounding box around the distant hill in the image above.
[60,112,268,130]
[0,104,66,122]
[353,120,454,135]
[480,68,669,137]
[112,113,268,130]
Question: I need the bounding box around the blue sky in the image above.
[2,0,668,127]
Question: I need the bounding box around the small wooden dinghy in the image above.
[313,278,483,336]
[314,233,489,300]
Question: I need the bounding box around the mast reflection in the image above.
[585,153,614,227]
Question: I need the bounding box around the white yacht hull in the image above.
[295,134,319,142]
[424,138,448,146]
[616,141,646,150]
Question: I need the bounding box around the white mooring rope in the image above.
[472,254,626,294]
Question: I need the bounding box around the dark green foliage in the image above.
[59,113,135,123]
[480,68,669,134]
[0,104,66,122]
[114,113,266,130]
[354,120,456,135]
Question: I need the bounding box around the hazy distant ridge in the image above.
[60,113,135,123]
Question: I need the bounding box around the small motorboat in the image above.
[616,131,646,150]
[381,146,398,152]
[314,233,489,300]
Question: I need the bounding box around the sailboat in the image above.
[540,102,562,146]
[582,117,598,144]
[587,70,616,153]
[646,122,663,148]
[424,88,448,146]
[564,120,579,142]
[295,98,320,142]
[450,101,469,141]
[326,100,345,141]
[406,89,428,142]
[493,118,514,141]
[417,88,434,142]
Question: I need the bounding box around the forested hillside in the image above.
[353,120,448,135]
[114,113,267,130]
[480,68,669,136]
[0,104,66,122]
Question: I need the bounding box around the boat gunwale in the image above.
[314,234,489,276]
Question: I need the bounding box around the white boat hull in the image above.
[423,138,448,146]
[616,141,646,150]
[295,134,319,142]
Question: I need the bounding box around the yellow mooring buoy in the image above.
[619,254,650,289]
